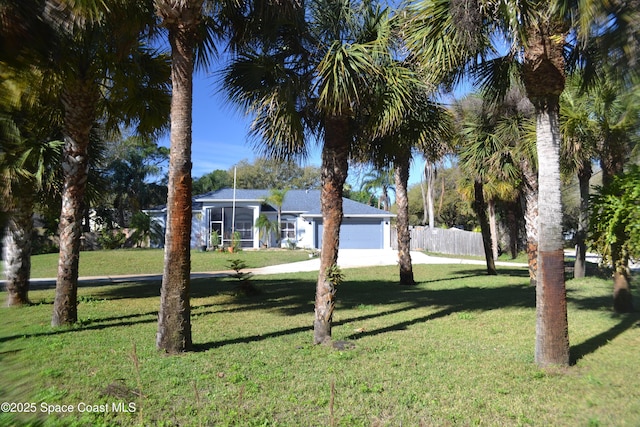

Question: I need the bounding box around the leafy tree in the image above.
[559,73,599,278]
[192,169,231,194]
[232,158,321,190]
[100,135,169,226]
[589,165,640,311]
[453,95,501,275]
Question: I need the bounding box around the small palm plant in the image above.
[254,214,277,248]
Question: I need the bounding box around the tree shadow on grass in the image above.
[0,314,157,344]
[193,267,536,350]
[570,313,640,365]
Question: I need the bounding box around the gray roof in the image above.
[195,188,393,217]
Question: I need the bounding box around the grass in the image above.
[1,263,639,426]
[24,248,312,278]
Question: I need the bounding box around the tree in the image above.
[192,169,231,194]
[222,0,415,344]
[100,135,169,227]
[404,0,588,366]
[0,61,64,306]
[585,71,640,312]
[406,0,639,366]
[51,2,169,327]
[559,72,599,279]
[130,211,164,248]
[589,165,640,312]
[254,213,277,248]
[359,167,394,211]
[453,95,501,275]
[232,158,321,190]
[266,188,288,245]
[358,85,453,286]
[154,0,206,353]
[1,0,171,325]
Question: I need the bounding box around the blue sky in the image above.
[158,71,325,180]
[158,70,469,190]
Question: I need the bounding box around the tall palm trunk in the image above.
[488,198,499,260]
[52,81,98,326]
[521,158,539,286]
[524,19,570,367]
[3,196,34,306]
[156,2,201,352]
[425,162,435,230]
[314,115,349,345]
[507,201,519,259]
[573,164,591,278]
[473,180,497,275]
[533,101,570,366]
[394,147,415,286]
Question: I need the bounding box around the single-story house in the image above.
[146,188,394,250]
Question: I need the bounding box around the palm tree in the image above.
[453,95,501,275]
[403,0,596,366]
[154,0,205,353]
[492,95,538,284]
[404,0,640,366]
[266,188,288,245]
[1,56,64,307]
[222,0,415,344]
[2,1,171,324]
[356,82,453,286]
[359,168,394,211]
[254,213,277,248]
[559,72,599,279]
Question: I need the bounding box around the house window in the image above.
[281,220,296,240]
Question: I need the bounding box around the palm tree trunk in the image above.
[3,196,34,306]
[522,17,570,367]
[473,180,497,275]
[533,100,570,367]
[314,115,349,345]
[520,158,539,286]
[573,164,591,278]
[420,174,429,225]
[507,201,519,259]
[426,162,435,231]
[394,147,415,286]
[156,8,199,353]
[52,81,98,326]
[488,198,499,260]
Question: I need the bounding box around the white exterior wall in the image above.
[294,217,315,249]
[383,219,392,250]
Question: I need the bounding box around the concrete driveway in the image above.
[249,249,527,275]
[18,249,527,289]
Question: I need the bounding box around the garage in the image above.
[316,218,384,249]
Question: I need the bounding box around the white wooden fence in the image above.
[391,226,485,257]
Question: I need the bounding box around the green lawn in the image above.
[1,264,638,426]
[25,248,312,278]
